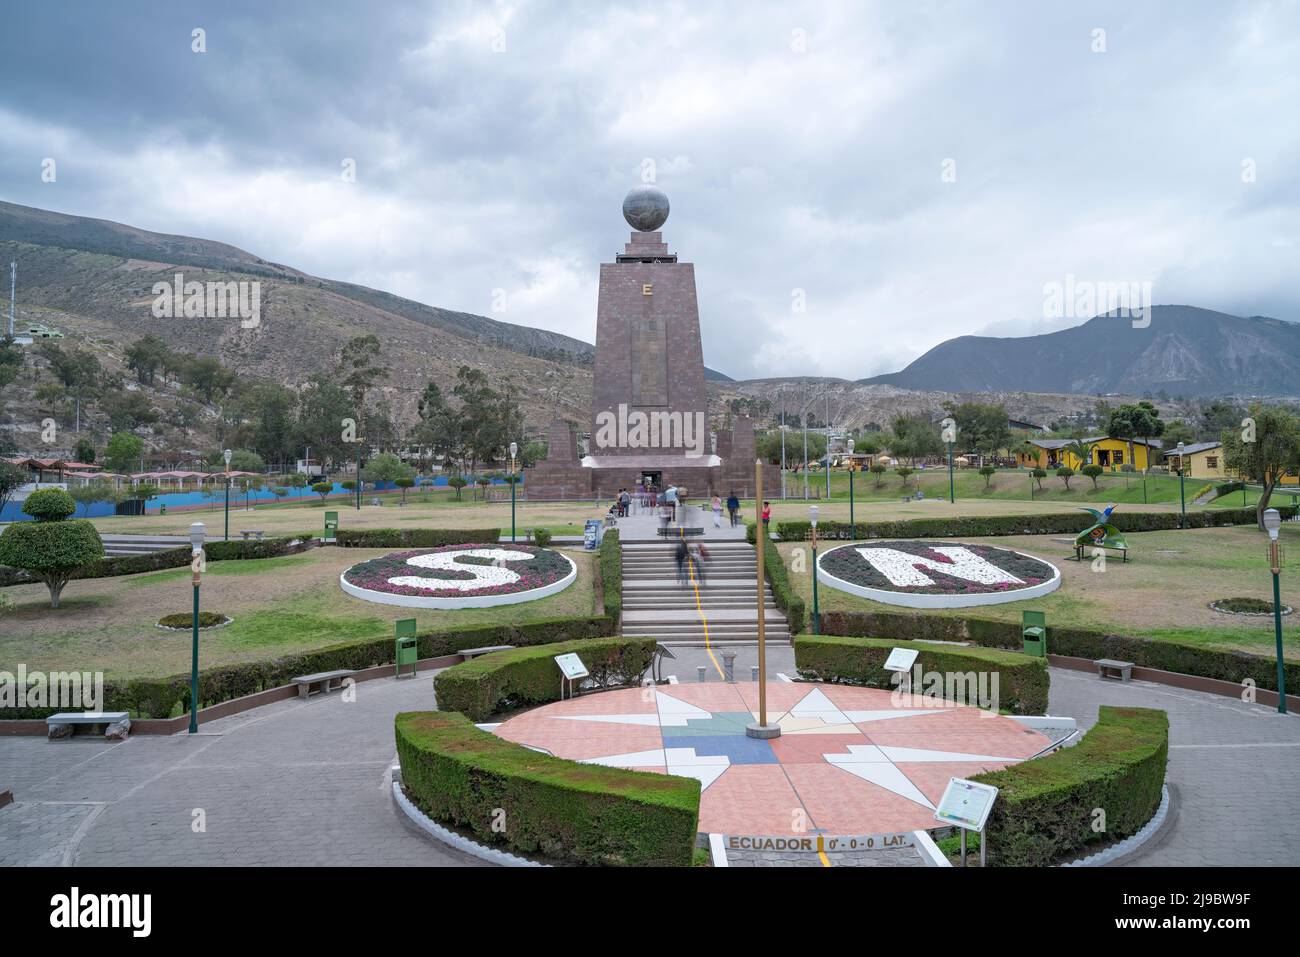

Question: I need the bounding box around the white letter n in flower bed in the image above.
[854,546,1023,588]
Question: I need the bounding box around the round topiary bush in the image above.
[22,487,77,521]
[1209,597,1293,617]
[0,518,104,607]
[157,611,230,629]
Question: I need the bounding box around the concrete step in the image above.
[622,609,789,625]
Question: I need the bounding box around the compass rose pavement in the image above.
[490,683,1051,835]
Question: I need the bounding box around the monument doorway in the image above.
[641,471,662,489]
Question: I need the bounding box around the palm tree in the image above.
[1063,439,1094,471]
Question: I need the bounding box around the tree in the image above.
[1081,464,1104,489]
[70,482,114,517]
[869,462,887,488]
[73,438,95,464]
[0,460,26,514]
[979,465,996,488]
[0,489,104,607]
[338,334,384,420]
[1031,467,1047,490]
[179,355,236,404]
[1063,439,1094,469]
[312,481,333,503]
[1108,401,1164,470]
[103,391,160,432]
[1222,404,1300,530]
[943,401,1012,464]
[447,475,468,501]
[1056,466,1075,490]
[0,336,23,392]
[896,466,914,487]
[361,452,413,486]
[271,486,289,502]
[220,449,265,474]
[889,415,943,465]
[1199,399,1245,440]
[104,432,145,474]
[124,335,170,385]
[395,477,415,504]
[37,343,101,429]
[298,374,353,468]
[288,473,308,496]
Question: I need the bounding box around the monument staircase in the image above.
[619,539,791,644]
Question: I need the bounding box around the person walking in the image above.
[664,484,678,523]
[675,537,689,586]
[711,493,723,527]
[761,500,772,534]
[619,487,631,517]
[726,491,740,527]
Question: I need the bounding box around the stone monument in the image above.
[527,187,776,500]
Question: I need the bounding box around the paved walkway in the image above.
[2,652,1297,866]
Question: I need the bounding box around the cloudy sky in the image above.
[2,0,1298,380]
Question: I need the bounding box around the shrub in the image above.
[771,505,1292,542]
[334,528,499,548]
[1055,466,1074,489]
[158,611,227,629]
[896,466,914,485]
[395,710,699,866]
[598,528,621,625]
[820,609,1300,693]
[22,488,77,521]
[1081,464,1104,489]
[1031,468,1047,489]
[0,515,103,607]
[312,481,332,502]
[794,635,1049,714]
[760,528,806,632]
[979,465,996,488]
[434,636,656,721]
[974,706,1168,866]
[532,527,553,548]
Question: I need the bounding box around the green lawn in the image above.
[786,524,1300,660]
[0,544,598,680]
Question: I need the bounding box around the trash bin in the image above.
[1021,610,1047,657]
[395,618,418,678]
[584,519,602,550]
[159,504,167,515]
[324,510,338,542]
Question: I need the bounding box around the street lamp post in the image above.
[188,522,206,734]
[746,458,780,740]
[509,441,518,543]
[1177,441,1186,529]
[846,438,856,540]
[1264,508,1288,715]
[941,418,957,504]
[222,449,232,541]
[810,504,820,635]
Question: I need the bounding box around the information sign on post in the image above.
[935,777,999,868]
[554,652,589,700]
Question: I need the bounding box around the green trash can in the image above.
[395,618,418,678]
[1022,610,1047,658]
[324,510,339,542]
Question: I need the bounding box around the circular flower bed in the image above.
[1209,597,1293,617]
[340,543,577,609]
[817,540,1061,608]
[157,612,231,630]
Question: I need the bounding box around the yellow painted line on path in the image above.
[816,835,832,867]
[684,539,724,680]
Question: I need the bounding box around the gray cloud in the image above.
[1,0,1297,380]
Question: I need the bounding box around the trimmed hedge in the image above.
[334,528,499,548]
[396,710,700,866]
[973,706,1168,866]
[771,505,1294,542]
[3,615,619,720]
[434,636,657,721]
[794,635,1049,714]
[598,528,622,626]
[0,535,311,587]
[757,526,806,633]
[821,609,1300,694]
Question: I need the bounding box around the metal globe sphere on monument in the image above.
[622,185,670,232]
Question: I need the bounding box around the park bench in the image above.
[240,529,265,541]
[46,711,130,740]
[291,669,356,699]
[457,645,515,662]
[656,526,704,538]
[1074,541,1128,562]
[1095,659,1134,682]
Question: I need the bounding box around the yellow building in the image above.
[1016,436,1162,471]
[1164,441,1300,486]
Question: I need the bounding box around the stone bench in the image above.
[46,711,131,740]
[458,645,515,662]
[291,669,356,699]
[1096,659,1134,682]
[240,529,265,541]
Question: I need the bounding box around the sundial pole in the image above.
[748,458,780,739]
